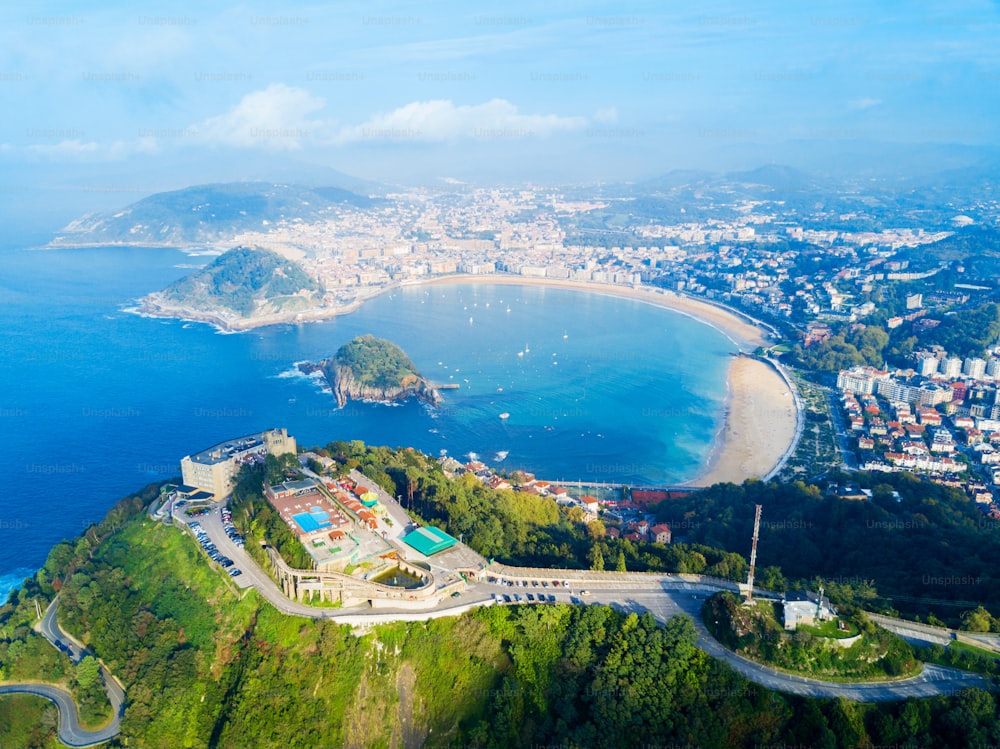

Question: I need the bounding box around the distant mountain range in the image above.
[44,160,1000,252]
[47,182,379,247]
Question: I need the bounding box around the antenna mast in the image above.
[745,504,762,604]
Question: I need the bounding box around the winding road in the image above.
[0,598,124,747]
[176,491,996,704]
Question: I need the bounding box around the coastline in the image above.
[684,355,798,487]
[133,272,799,486]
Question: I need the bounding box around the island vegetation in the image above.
[301,335,442,408]
[141,246,322,323]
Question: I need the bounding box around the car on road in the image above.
[451,591,461,598]
[514,594,523,602]
[580,590,591,596]
[570,596,580,605]
[228,568,242,577]
[548,594,556,602]
[502,595,512,603]
[526,593,534,602]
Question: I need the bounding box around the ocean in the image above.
[0,243,735,601]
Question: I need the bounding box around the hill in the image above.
[47,182,379,248]
[300,334,442,408]
[139,246,325,330]
[3,479,999,748]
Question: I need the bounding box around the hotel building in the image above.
[180,428,297,498]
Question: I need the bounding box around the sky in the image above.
[2,0,1000,226]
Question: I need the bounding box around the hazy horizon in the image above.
[3,0,1000,230]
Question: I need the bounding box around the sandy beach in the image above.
[685,356,798,487]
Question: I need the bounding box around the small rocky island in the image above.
[300,335,442,408]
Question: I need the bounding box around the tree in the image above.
[76,656,101,690]
[589,547,605,572]
[615,551,627,572]
[960,606,995,633]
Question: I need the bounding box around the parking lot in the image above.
[173,502,256,590]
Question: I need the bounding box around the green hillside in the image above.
[158,246,321,317]
[50,181,379,247]
[3,475,1000,747]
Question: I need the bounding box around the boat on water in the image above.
[499,413,510,420]
[517,350,524,357]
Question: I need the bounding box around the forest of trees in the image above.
[652,472,1000,626]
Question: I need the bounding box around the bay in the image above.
[0,244,734,600]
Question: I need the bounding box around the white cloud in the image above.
[27,139,102,157]
[849,97,882,111]
[193,83,326,150]
[333,98,587,143]
[26,138,159,160]
[594,107,618,124]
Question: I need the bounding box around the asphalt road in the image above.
[0,598,125,747]
[0,682,121,748]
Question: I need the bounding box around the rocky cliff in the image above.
[298,335,442,408]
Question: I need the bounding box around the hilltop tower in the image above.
[741,504,762,605]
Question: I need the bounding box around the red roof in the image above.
[631,489,693,507]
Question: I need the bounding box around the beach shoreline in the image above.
[683,355,798,487]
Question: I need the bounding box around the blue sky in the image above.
[2,0,999,212]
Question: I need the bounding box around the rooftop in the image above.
[401,525,458,556]
[186,432,268,465]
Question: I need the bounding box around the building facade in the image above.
[180,428,297,498]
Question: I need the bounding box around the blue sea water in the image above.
[0,243,735,601]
